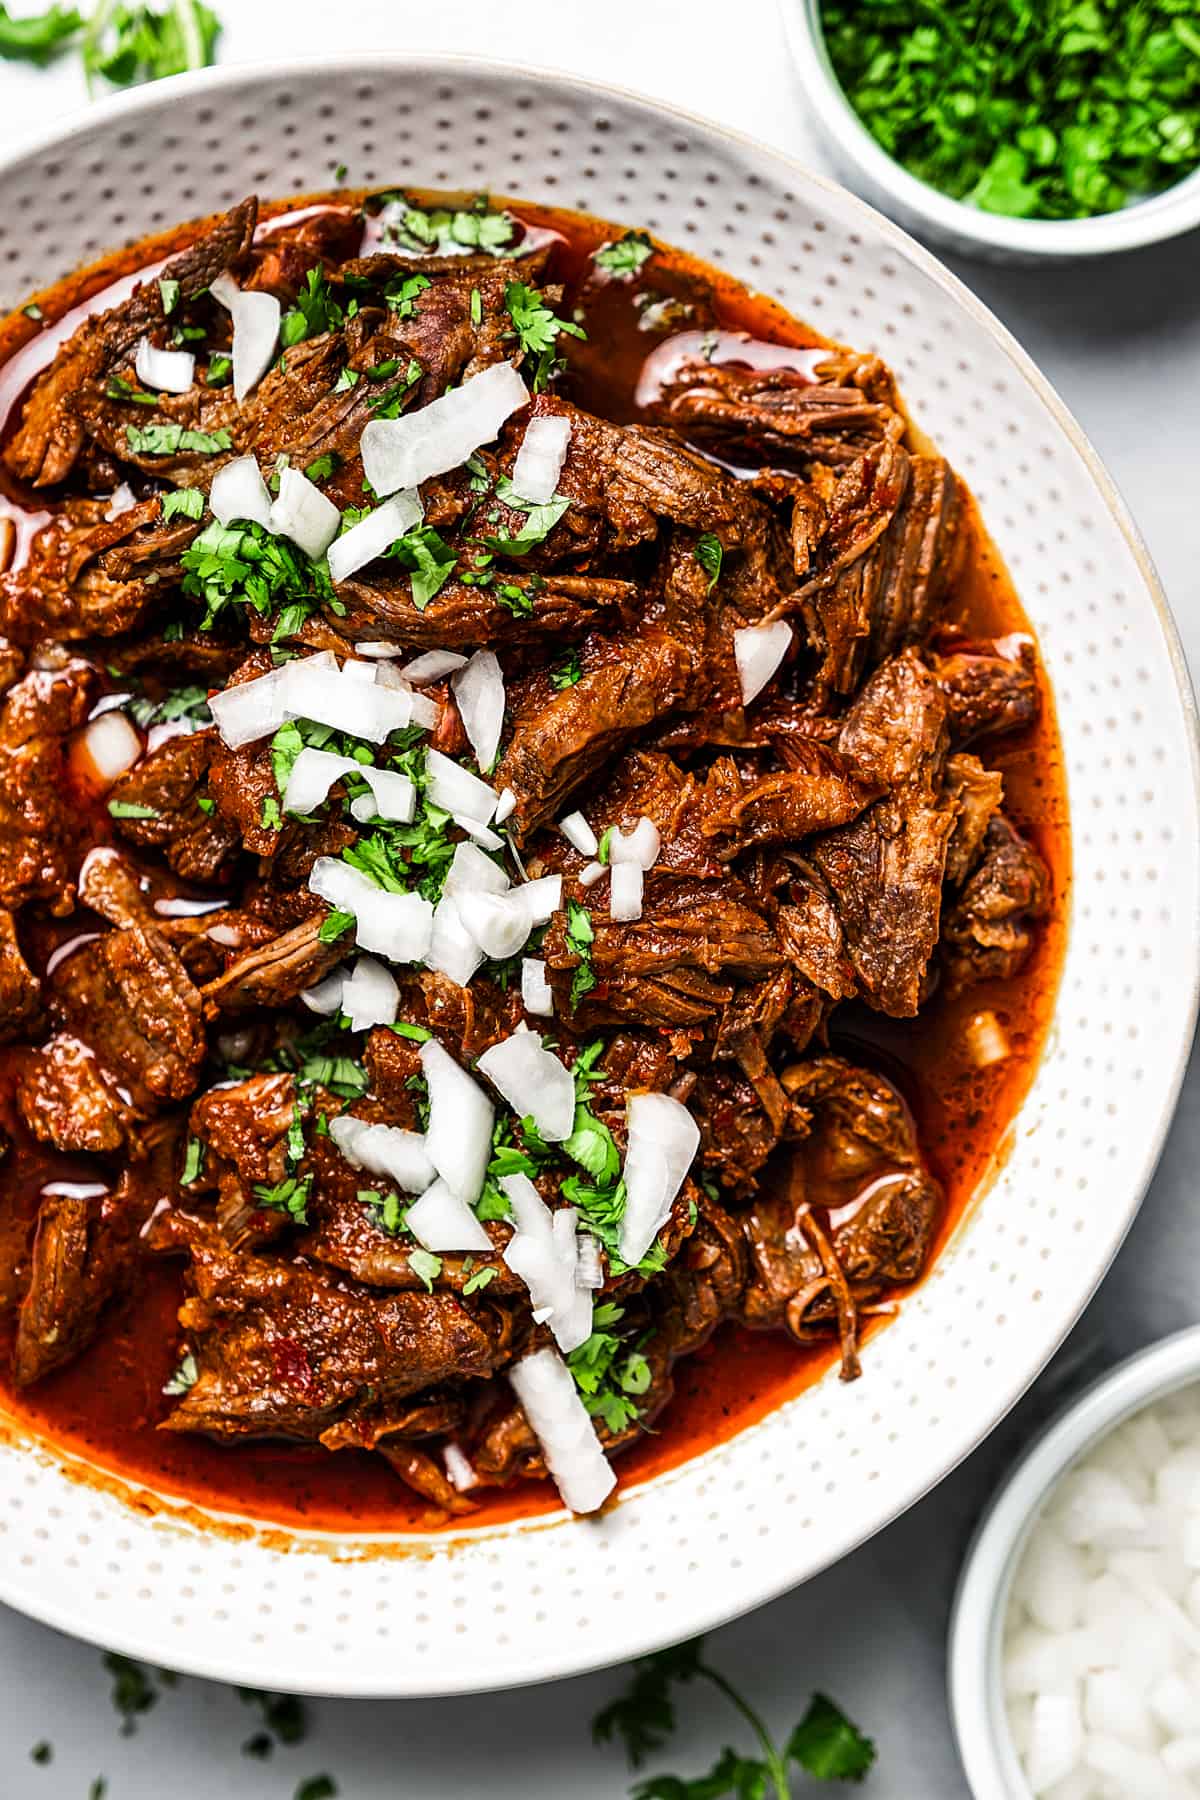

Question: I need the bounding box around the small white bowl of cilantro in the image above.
[781,0,1200,259]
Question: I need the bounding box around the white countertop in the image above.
[0,3,1197,1795]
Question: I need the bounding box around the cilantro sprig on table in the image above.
[821,0,1200,221]
[594,1638,875,1796]
[0,0,219,85]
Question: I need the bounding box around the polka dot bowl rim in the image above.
[0,53,1196,1698]
[948,1325,1200,1800]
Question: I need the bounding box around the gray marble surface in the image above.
[0,5,1198,1796]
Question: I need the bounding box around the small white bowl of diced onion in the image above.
[949,1327,1200,1800]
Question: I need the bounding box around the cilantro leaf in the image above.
[125,421,232,456]
[389,524,457,609]
[0,2,80,63]
[485,476,570,555]
[107,798,160,819]
[407,1248,442,1292]
[280,266,344,348]
[253,1175,311,1223]
[317,909,354,944]
[551,650,582,689]
[593,230,654,277]
[180,1136,205,1184]
[694,533,723,593]
[381,197,515,257]
[162,1350,198,1396]
[504,280,586,389]
[786,1694,875,1782]
[161,485,205,522]
[565,899,596,1009]
[82,2,220,90]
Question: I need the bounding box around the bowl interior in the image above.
[0,56,1194,1696]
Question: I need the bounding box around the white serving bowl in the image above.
[0,54,1195,1698]
[779,0,1200,261]
[949,1327,1200,1799]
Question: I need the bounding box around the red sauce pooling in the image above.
[0,192,1070,1535]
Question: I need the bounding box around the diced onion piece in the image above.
[478,1029,575,1142]
[494,786,517,825]
[578,860,606,888]
[353,641,402,659]
[361,360,530,497]
[1026,1692,1083,1794]
[406,1177,493,1253]
[510,413,572,504]
[456,889,535,961]
[283,652,417,744]
[299,967,346,1016]
[211,272,280,403]
[501,1175,592,1352]
[443,1441,477,1493]
[105,483,137,521]
[134,336,195,394]
[401,649,468,684]
[455,813,504,850]
[443,840,509,899]
[307,856,433,963]
[734,619,793,706]
[79,711,142,788]
[519,875,562,925]
[209,454,273,529]
[576,1233,604,1290]
[339,954,400,1032]
[328,1113,435,1192]
[559,810,598,858]
[609,816,660,869]
[283,746,360,816]
[420,1038,495,1205]
[327,488,423,584]
[349,766,417,825]
[425,747,498,824]
[609,861,643,922]
[451,649,505,774]
[208,662,292,749]
[89,693,134,719]
[270,465,341,559]
[965,1009,1011,1068]
[521,957,554,1017]
[508,1346,615,1514]
[619,1090,700,1267]
[425,893,486,988]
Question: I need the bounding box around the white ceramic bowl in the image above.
[779,0,1200,261]
[0,54,1196,1698]
[949,1327,1200,1799]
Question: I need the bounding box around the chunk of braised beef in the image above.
[0,660,98,913]
[50,922,205,1106]
[0,907,40,1041]
[943,752,1004,888]
[931,638,1040,745]
[653,351,905,469]
[17,1033,134,1153]
[107,728,239,883]
[941,814,1052,994]
[201,914,343,1014]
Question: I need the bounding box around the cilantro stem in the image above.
[697,1662,790,1800]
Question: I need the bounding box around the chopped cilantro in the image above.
[127,682,210,730]
[280,266,344,348]
[253,1175,311,1223]
[0,4,80,64]
[470,286,483,326]
[125,421,232,456]
[485,476,569,555]
[494,581,533,617]
[261,793,283,831]
[181,517,337,635]
[567,1304,649,1434]
[597,825,614,865]
[694,532,723,592]
[205,352,232,387]
[550,650,582,689]
[407,1248,442,1292]
[104,1653,158,1736]
[295,1778,337,1800]
[160,485,204,523]
[107,798,160,820]
[385,271,432,318]
[389,523,457,609]
[303,451,339,483]
[565,898,596,1009]
[180,1136,205,1184]
[162,1349,198,1395]
[462,1265,497,1295]
[106,373,157,405]
[503,280,586,390]
[81,1,220,89]
[593,230,654,277]
[158,276,180,315]
[390,1020,433,1042]
[238,1689,308,1746]
[317,909,354,944]
[332,364,361,393]
[382,196,515,256]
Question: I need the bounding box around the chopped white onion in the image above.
[350,766,417,825]
[734,620,793,706]
[579,860,607,888]
[401,649,468,684]
[353,640,403,660]
[559,810,598,858]
[521,957,554,1017]
[299,967,346,1016]
[360,360,530,497]
[478,1030,575,1142]
[308,856,433,963]
[609,861,643,922]
[424,893,486,988]
[105,483,137,521]
[210,272,280,403]
[493,786,517,825]
[327,488,423,584]
[283,652,418,744]
[456,889,536,961]
[420,1038,495,1205]
[442,1441,478,1493]
[443,840,509,899]
[500,1175,592,1353]
[508,1345,615,1514]
[78,711,142,788]
[405,1177,493,1253]
[283,747,360,816]
[510,413,572,505]
[134,336,195,394]
[209,454,273,529]
[339,954,400,1032]
[619,1091,700,1267]
[518,875,563,925]
[425,747,498,824]
[451,649,505,773]
[88,693,133,720]
[270,465,341,559]
[609,816,661,869]
[207,662,292,749]
[454,813,504,850]
[576,1233,604,1290]
[328,1113,435,1192]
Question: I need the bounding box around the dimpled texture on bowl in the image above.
[0,56,1195,1697]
